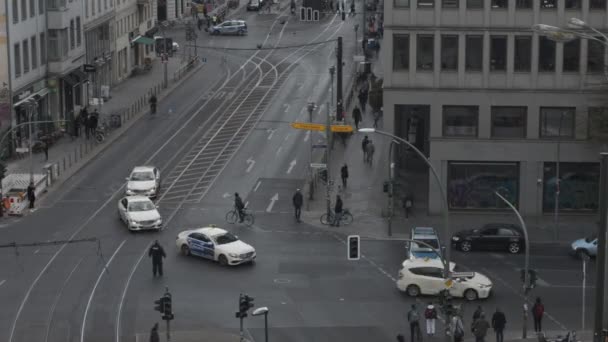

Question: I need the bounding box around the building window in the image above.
[490,36,507,71]
[104,0,107,9]
[97,0,100,13]
[538,37,556,72]
[588,107,608,141]
[14,43,21,77]
[514,36,532,71]
[540,0,556,7]
[448,162,520,210]
[442,0,458,8]
[85,0,88,16]
[543,163,599,212]
[441,35,458,71]
[92,0,95,14]
[516,0,532,8]
[76,17,82,46]
[563,40,580,72]
[29,0,34,17]
[466,35,483,71]
[21,0,26,20]
[38,0,43,14]
[417,0,434,7]
[565,0,581,8]
[491,0,507,8]
[491,107,527,138]
[590,0,606,9]
[539,107,575,139]
[12,0,18,23]
[587,39,605,73]
[70,19,75,49]
[417,35,434,71]
[31,36,37,69]
[22,39,29,73]
[394,0,410,7]
[443,106,478,137]
[40,32,45,64]
[393,35,409,70]
[48,29,59,60]
[467,0,483,8]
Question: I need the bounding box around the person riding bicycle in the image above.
[149,94,158,114]
[234,192,245,223]
[332,194,343,227]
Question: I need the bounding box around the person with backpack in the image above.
[532,297,544,333]
[407,304,421,342]
[472,313,490,342]
[451,313,465,342]
[424,303,437,336]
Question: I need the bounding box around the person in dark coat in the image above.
[234,192,245,222]
[90,109,99,132]
[332,194,343,226]
[292,189,303,222]
[491,308,506,342]
[148,240,166,277]
[43,139,49,161]
[340,164,349,188]
[27,182,36,209]
[473,305,484,323]
[352,106,362,130]
[472,313,490,342]
[361,135,369,162]
[396,334,406,342]
[358,90,368,112]
[532,297,544,333]
[150,322,160,342]
[84,114,91,139]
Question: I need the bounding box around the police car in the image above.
[176,226,256,266]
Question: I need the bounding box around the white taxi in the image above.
[176,226,256,266]
[117,196,162,231]
[396,258,492,301]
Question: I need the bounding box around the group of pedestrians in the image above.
[71,107,99,140]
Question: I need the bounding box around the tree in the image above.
[368,76,383,112]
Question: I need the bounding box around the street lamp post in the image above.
[307,102,315,201]
[252,307,269,342]
[24,99,39,184]
[553,112,565,241]
[387,139,399,237]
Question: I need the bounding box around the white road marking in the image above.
[81,240,126,342]
[284,132,291,141]
[536,277,551,287]
[317,104,324,116]
[246,157,256,173]
[286,159,297,174]
[245,201,249,208]
[0,279,5,287]
[267,128,275,140]
[266,193,279,212]
[276,146,283,155]
[304,131,310,142]
[283,104,290,113]
[33,249,39,254]
[222,192,231,198]
[116,244,150,342]
[254,181,262,192]
[44,258,84,342]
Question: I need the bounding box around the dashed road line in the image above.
[0,279,6,287]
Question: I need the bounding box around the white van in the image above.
[247,0,261,10]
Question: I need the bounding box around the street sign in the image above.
[291,122,325,131]
[310,163,327,168]
[83,64,96,72]
[444,279,453,288]
[330,125,353,133]
[312,144,327,148]
[450,272,475,278]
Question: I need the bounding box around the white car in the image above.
[396,258,492,301]
[125,166,161,198]
[117,196,162,231]
[176,226,256,266]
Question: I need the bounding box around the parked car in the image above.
[247,0,262,10]
[210,20,248,35]
[570,235,597,258]
[451,223,524,254]
[406,227,442,260]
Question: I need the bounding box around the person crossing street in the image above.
[361,135,370,162]
[352,106,362,130]
[292,189,303,222]
[340,164,349,188]
[148,240,166,277]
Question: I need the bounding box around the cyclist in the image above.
[234,192,245,223]
[149,94,158,114]
[331,194,343,227]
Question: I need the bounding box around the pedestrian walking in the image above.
[358,89,368,112]
[472,305,484,323]
[197,18,203,30]
[352,106,362,130]
[451,313,465,342]
[27,182,36,209]
[407,304,422,342]
[403,194,413,218]
[292,188,303,222]
[397,334,406,342]
[332,194,343,227]
[148,240,166,277]
[472,313,490,342]
[84,114,91,139]
[361,135,370,162]
[43,139,49,161]
[491,308,506,342]
[91,109,99,132]
[365,140,375,165]
[424,303,437,336]
[532,297,544,333]
[340,164,348,188]
[150,323,160,342]
[373,109,381,128]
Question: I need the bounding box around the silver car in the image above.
[210,20,248,36]
[126,166,161,198]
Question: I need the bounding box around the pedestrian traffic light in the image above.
[237,294,254,318]
[383,181,389,193]
[341,11,345,20]
[162,295,173,320]
[154,296,166,314]
[528,269,537,288]
[347,235,360,260]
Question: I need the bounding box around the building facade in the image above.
[84,0,115,105]
[0,0,11,137]
[383,0,607,216]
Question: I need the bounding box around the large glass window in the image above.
[70,19,75,49]
[13,43,21,77]
[417,35,434,71]
[590,0,606,9]
[31,36,37,69]
[565,0,581,7]
[516,0,532,7]
[12,0,18,23]
[21,0,26,20]
[491,0,507,8]
[514,36,531,71]
[490,36,507,71]
[588,107,608,140]
[539,37,556,72]
[466,35,483,71]
[587,39,605,73]
[441,35,458,71]
[539,107,575,139]
[48,29,59,61]
[40,32,46,64]
[467,0,483,8]
[22,39,29,73]
[563,40,580,72]
[442,0,458,7]
[418,0,434,7]
[448,162,520,210]
[29,0,34,17]
[543,163,599,212]
[540,0,556,7]
[491,107,527,138]
[443,106,478,137]
[394,0,409,7]
[393,35,409,70]
[76,17,82,46]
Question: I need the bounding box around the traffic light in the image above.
[383,181,389,192]
[154,296,166,314]
[237,294,254,318]
[341,11,345,20]
[347,235,360,260]
[520,269,538,289]
[162,294,174,320]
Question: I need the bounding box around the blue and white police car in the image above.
[176,226,256,266]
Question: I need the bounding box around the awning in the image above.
[13,88,48,107]
[62,74,78,87]
[132,35,155,45]
[72,69,89,83]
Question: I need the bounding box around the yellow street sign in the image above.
[444,279,453,288]
[290,122,326,131]
[330,125,354,133]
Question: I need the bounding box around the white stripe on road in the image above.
[116,244,150,342]
[0,280,5,287]
[254,181,262,192]
[81,240,126,342]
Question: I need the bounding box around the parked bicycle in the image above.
[225,207,255,226]
[320,208,353,225]
[95,120,110,143]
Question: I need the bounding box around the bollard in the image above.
[68,152,72,168]
[80,144,84,159]
[62,157,66,172]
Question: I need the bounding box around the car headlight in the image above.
[452,236,460,241]
[154,218,162,224]
[129,220,141,226]
[126,189,134,194]
[228,253,239,258]
[147,188,156,194]
[478,284,492,289]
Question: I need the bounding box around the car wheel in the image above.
[464,289,478,301]
[213,30,220,35]
[576,249,590,259]
[508,242,521,254]
[181,244,191,256]
[218,254,229,266]
[460,241,472,252]
[238,29,244,35]
[406,285,420,297]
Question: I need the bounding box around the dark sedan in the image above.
[451,223,524,254]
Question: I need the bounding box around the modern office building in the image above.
[383,0,607,216]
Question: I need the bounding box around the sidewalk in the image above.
[134,329,249,342]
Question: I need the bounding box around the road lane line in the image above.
[276,146,283,155]
[254,181,262,192]
[81,240,126,342]
[44,257,84,342]
[115,245,149,342]
[34,249,39,254]
[0,279,5,287]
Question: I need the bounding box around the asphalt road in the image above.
[0,4,594,342]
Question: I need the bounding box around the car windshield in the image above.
[215,233,238,245]
[412,238,439,250]
[128,201,156,211]
[585,234,597,243]
[130,171,154,181]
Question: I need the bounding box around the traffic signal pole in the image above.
[336,37,343,120]
[594,153,608,342]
